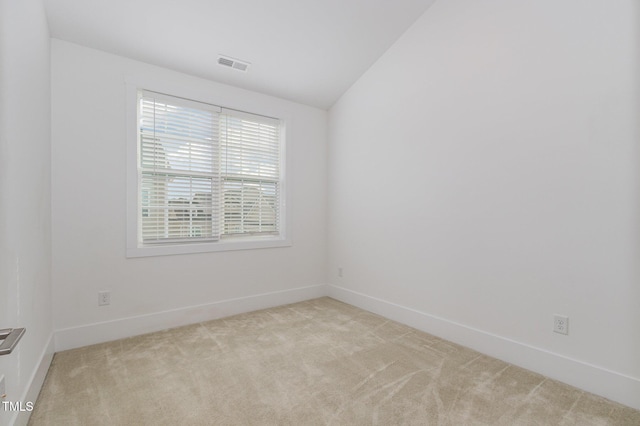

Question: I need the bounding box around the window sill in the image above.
[126,236,291,258]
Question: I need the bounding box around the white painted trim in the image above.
[13,333,55,426]
[327,284,640,411]
[55,285,328,352]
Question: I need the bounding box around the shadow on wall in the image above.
[632,0,640,380]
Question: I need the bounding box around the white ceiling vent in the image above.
[217,55,250,72]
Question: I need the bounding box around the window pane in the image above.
[141,173,216,242]
[139,92,219,244]
[220,113,280,236]
[222,178,279,235]
[140,98,217,174]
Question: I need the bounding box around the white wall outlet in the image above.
[0,374,6,398]
[98,290,111,306]
[553,314,569,335]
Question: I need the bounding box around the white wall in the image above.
[328,0,640,409]
[51,40,328,350]
[0,0,54,425]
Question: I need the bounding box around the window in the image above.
[128,88,288,257]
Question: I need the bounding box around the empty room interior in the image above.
[1,0,640,424]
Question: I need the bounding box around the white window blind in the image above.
[221,111,280,236]
[138,90,281,245]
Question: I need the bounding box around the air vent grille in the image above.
[232,62,248,72]
[217,55,250,72]
[218,57,234,67]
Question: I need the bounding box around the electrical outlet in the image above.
[553,314,569,335]
[98,291,111,306]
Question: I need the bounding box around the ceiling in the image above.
[43,0,436,109]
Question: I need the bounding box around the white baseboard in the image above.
[328,284,640,411]
[55,284,328,352]
[13,333,55,426]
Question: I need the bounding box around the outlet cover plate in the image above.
[98,291,111,306]
[553,314,569,335]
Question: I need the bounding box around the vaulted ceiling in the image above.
[43,0,436,109]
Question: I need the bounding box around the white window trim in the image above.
[125,77,291,257]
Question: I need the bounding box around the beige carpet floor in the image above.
[29,297,640,425]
